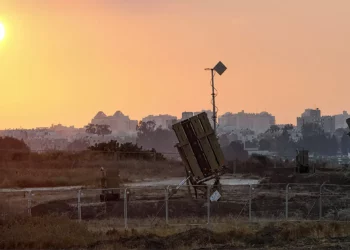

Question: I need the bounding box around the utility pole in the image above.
[205,61,227,135]
[210,68,217,133]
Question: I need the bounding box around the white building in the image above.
[181,112,194,120]
[91,111,138,135]
[218,110,275,134]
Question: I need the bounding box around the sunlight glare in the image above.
[0,23,5,41]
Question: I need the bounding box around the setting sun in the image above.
[0,22,5,41]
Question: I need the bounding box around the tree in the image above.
[328,135,339,156]
[301,123,323,138]
[85,123,96,134]
[136,121,177,153]
[334,128,347,138]
[222,141,248,161]
[85,124,112,136]
[66,139,90,151]
[0,136,30,152]
[259,138,271,151]
[241,128,255,136]
[265,125,280,134]
[283,124,294,131]
[218,134,230,148]
[98,124,112,135]
[0,136,30,161]
[341,133,350,155]
[88,140,165,160]
[298,123,340,156]
[245,139,258,148]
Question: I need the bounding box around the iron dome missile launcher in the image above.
[172,112,228,199]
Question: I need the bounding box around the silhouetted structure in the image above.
[295,149,310,174]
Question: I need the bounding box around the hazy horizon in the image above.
[0,0,349,129]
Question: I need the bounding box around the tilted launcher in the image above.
[172,112,228,197]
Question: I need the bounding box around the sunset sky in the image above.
[0,0,349,129]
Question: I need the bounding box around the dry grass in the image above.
[0,152,184,188]
[0,167,101,188]
[1,214,350,250]
[0,215,96,249]
[98,220,350,249]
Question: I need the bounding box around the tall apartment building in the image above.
[296,108,336,134]
[218,110,275,134]
[91,111,138,134]
[297,108,322,129]
[320,116,336,134]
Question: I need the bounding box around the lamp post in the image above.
[205,61,227,135]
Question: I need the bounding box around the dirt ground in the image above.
[90,226,350,250]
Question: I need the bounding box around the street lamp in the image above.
[205,61,227,135]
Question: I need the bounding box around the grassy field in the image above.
[0,151,185,188]
[1,215,350,249]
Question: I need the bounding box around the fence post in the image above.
[27,191,32,216]
[165,187,169,225]
[285,184,290,220]
[234,159,237,175]
[77,189,82,222]
[124,188,128,229]
[249,185,252,222]
[319,183,325,220]
[207,185,211,225]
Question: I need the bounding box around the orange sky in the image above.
[0,0,349,129]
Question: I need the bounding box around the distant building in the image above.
[180,110,214,128]
[181,112,194,120]
[142,114,177,130]
[91,111,138,134]
[321,116,336,134]
[302,108,321,119]
[297,108,322,129]
[334,111,350,129]
[297,108,336,134]
[218,110,275,134]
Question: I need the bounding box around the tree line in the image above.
[219,123,350,157]
[84,120,178,154]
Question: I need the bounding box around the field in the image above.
[0,151,184,188]
[1,151,350,249]
[1,215,350,249]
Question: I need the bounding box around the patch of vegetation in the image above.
[89,140,166,161]
[1,216,350,249]
[0,215,95,249]
[0,137,183,188]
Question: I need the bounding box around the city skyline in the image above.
[1,1,350,129]
[1,108,348,131]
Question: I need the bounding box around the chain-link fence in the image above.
[1,183,350,228]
